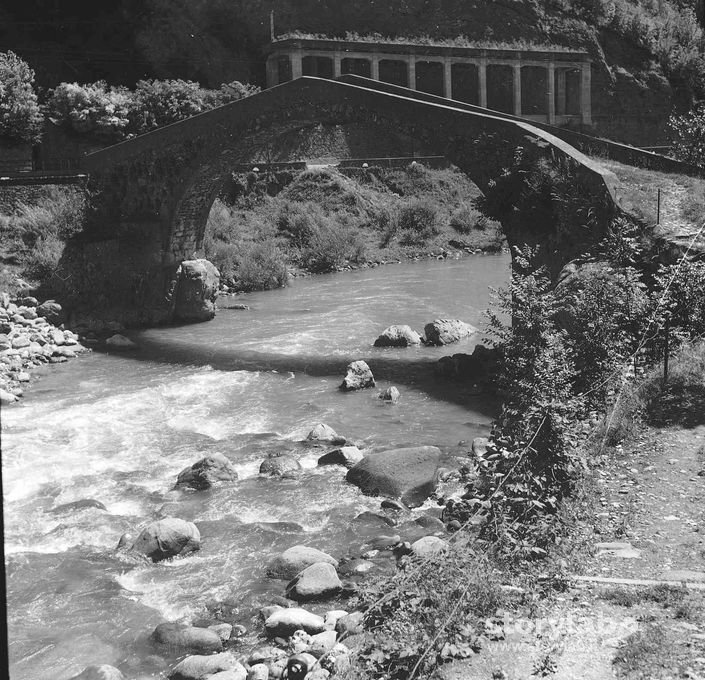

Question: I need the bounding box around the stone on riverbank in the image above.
[264,608,326,637]
[317,446,363,468]
[0,388,18,404]
[423,319,477,345]
[68,665,124,680]
[373,325,422,347]
[305,423,345,444]
[174,259,220,323]
[286,562,342,601]
[259,453,302,477]
[340,360,375,391]
[168,653,244,680]
[346,446,442,507]
[411,536,448,558]
[132,517,201,562]
[335,612,364,637]
[176,453,239,490]
[50,499,107,514]
[105,334,137,350]
[267,545,338,580]
[151,622,223,654]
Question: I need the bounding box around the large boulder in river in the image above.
[423,319,477,346]
[259,453,302,477]
[374,325,422,347]
[69,666,124,680]
[132,517,201,562]
[174,259,220,323]
[151,622,223,654]
[346,446,442,507]
[317,446,363,468]
[286,562,342,601]
[340,360,375,391]
[168,653,244,680]
[306,423,345,444]
[267,545,338,579]
[264,608,326,637]
[176,453,238,490]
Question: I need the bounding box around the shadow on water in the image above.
[92,334,499,418]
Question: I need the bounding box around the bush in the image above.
[301,222,366,273]
[13,189,86,246]
[232,241,288,292]
[449,204,487,234]
[397,199,439,244]
[0,51,43,144]
[275,201,328,248]
[47,81,132,140]
[23,234,65,282]
[352,545,505,679]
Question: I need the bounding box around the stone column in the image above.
[479,59,487,108]
[556,69,567,116]
[266,55,278,88]
[547,62,556,124]
[291,48,303,79]
[443,58,452,98]
[581,63,592,125]
[371,55,380,81]
[333,52,342,78]
[408,57,417,90]
[513,63,522,117]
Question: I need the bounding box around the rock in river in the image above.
[173,259,220,323]
[339,360,375,391]
[168,653,244,680]
[305,423,345,444]
[264,608,326,637]
[317,446,363,469]
[286,562,342,601]
[267,545,338,580]
[423,319,477,346]
[373,325,422,347]
[346,446,441,507]
[68,666,124,680]
[259,454,302,477]
[132,517,201,562]
[175,453,238,490]
[151,622,223,654]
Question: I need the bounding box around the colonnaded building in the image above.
[265,37,592,127]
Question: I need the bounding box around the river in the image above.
[2,254,510,680]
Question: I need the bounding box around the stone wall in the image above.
[0,179,86,215]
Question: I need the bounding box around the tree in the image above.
[667,103,705,165]
[0,51,43,144]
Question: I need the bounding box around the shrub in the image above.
[13,189,86,246]
[449,204,487,234]
[301,222,366,273]
[275,201,327,248]
[397,199,439,244]
[231,241,288,292]
[47,81,132,140]
[23,234,65,282]
[352,545,505,679]
[0,51,43,144]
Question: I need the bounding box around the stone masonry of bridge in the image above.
[74,76,617,325]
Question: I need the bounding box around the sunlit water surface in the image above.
[3,254,510,679]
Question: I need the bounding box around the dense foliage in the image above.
[46,78,259,141]
[0,51,43,144]
[667,103,705,164]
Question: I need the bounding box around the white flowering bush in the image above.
[0,51,43,144]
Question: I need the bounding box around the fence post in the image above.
[657,188,661,225]
[663,312,670,385]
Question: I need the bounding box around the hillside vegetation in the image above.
[3,1,705,143]
[204,163,503,291]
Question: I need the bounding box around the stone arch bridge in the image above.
[74,76,619,325]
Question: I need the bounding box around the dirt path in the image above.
[438,422,705,680]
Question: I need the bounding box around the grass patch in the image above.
[613,624,690,679]
[0,187,86,294]
[600,584,688,609]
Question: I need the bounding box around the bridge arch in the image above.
[80,77,618,325]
